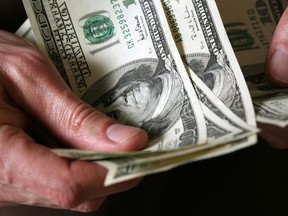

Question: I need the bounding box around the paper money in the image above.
[15,19,257,139]
[23,0,210,148]
[15,19,37,46]
[216,0,288,127]
[163,0,255,124]
[253,95,288,127]
[53,129,256,185]
[97,133,254,184]
[22,1,256,150]
[22,0,258,185]
[162,0,257,146]
[15,17,258,185]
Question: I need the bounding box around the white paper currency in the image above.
[162,0,257,146]
[21,0,259,185]
[217,0,288,127]
[15,19,37,46]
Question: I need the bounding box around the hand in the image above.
[265,7,288,87]
[260,8,288,149]
[0,30,148,211]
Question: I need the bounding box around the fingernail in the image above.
[269,48,288,85]
[107,124,142,144]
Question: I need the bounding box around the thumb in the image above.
[0,31,148,151]
[266,8,288,87]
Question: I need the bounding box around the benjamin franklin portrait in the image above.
[83,59,184,139]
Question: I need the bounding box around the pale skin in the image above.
[0,5,288,213]
[0,30,148,212]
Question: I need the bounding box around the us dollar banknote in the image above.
[161,0,257,146]
[23,0,211,148]
[216,0,288,127]
[22,0,258,185]
[15,19,37,46]
[163,0,255,125]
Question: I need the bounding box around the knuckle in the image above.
[67,101,109,134]
[51,182,85,210]
[74,199,106,213]
[1,46,47,82]
[6,45,40,65]
[67,102,94,133]
[13,48,47,74]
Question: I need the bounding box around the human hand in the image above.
[260,8,288,149]
[0,30,148,211]
[266,7,288,87]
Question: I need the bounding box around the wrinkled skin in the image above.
[0,30,148,212]
[261,8,288,149]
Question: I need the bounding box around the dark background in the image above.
[1,1,288,216]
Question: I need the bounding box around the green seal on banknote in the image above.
[83,14,114,44]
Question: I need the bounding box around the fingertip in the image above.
[266,47,288,87]
[265,8,288,87]
[106,124,148,151]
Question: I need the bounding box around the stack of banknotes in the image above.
[17,0,287,186]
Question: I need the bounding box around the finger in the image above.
[0,125,142,210]
[0,30,29,47]
[0,31,148,151]
[266,8,288,87]
[72,197,106,212]
[0,106,29,129]
[0,85,30,128]
[258,122,288,149]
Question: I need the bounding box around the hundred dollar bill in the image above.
[22,0,252,150]
[161,0,257,145]
[97,132,256,185]
[253,94,288,127]
[23,0,209,149]
[22,0,258,185]
[15,19,37,46]
[216,0,288,127]
[15,18,257,153]
[16,19,258,144]
[163,0,256,125]
[15,18,258,149]
[216,0,287,69]
[52,127,257,186]
[245,69,288,127]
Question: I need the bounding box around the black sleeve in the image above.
[0,1,27,32]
